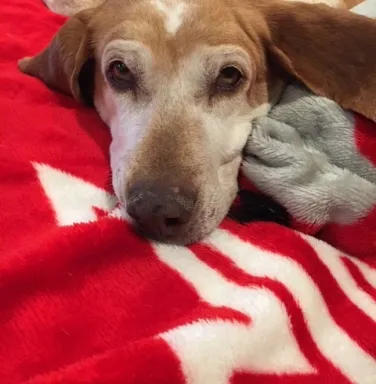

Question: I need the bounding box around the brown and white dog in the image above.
[19,0,376,244]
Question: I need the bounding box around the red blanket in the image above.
[1,1,376,383]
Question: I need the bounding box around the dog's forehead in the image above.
[95,0,253,58]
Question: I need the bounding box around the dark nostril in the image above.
[163,208,193,227]
[165,217,181,227]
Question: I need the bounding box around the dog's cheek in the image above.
[198,159,240,233]
[218,156,243,216]
[218,156,242,187]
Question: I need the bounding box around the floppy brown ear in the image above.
[259,1,376,121]
[18,9,94,102]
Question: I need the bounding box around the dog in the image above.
[19,0,376,245]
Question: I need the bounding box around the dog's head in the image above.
[19,0,376,244]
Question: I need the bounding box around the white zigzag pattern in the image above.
[35,163,376,384]
[300,234,376,322]
[154,243,315,384]
[204,230,376,383]
[33,163,118,225]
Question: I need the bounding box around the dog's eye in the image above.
[108,60,135,87]
[215,66,243,90]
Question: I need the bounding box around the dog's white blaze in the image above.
[94,84,153,200]
[165,2,187,35]
[152,0,188,35]
[110,104,153,200]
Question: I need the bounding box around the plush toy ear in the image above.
[257,1,376,122]
[18,9,94,102]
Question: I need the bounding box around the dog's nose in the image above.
[126,181,196,241]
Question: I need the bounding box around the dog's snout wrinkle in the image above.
[126,180,196,242]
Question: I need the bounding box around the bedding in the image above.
[243,81,376,258]
[0,1,375,383]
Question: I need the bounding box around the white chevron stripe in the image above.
[301,234,376,321]
[204,229,376,384]
[33,163,118,226]
[348,257,376,290]
[153,242,314,384]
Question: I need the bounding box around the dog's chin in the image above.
[134,228,205,246]
[127,217,218,245]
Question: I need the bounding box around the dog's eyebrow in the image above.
[150,0,190,35]
[102,40,152,70]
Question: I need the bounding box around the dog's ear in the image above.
[256,1,376,121]
[18,9,95,103]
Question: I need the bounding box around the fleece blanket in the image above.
[243,81,376,258]
[0,1,376,384]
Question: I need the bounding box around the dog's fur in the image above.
[19,0,376,244]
